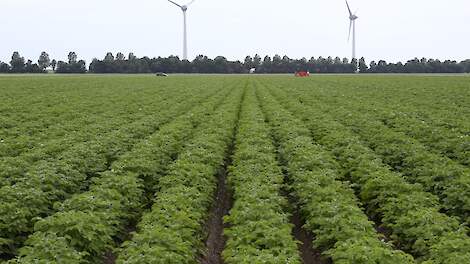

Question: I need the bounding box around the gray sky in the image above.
[1,0,469,64]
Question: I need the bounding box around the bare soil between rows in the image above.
[291,210,331,264]
[199,153,234,264]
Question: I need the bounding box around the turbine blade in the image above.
[186,0,196,6]
[168,0,182,8]
[345,0,353,16]
[348,20,352,41]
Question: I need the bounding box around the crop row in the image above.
[0,107,125,159]
[297,76,470,136]
[290,78,470,166]
[0,85,196,189]
[9,85,237,263]
[280,76,470,142]
[0,86,223,256]
[265,83,470,263]
[386,113,469,167]
[116,86,244,263]
[299,82,470,166]
[329,105,470,223]
[255,84,414,263]
[284,86,470,224]
[222,87,301,263]
[0,77,169,158]
[354,105,469,167]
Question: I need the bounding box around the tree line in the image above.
[0,51,86,73]
[1,51,469,74]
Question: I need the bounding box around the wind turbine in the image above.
[167,0,196,61]
[346,0,358,61]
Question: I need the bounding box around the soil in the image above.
[291,210,331,264]
[375,224,393,244]
[199,156,233,264]
[103,251,117,264]
[102,224,137,264]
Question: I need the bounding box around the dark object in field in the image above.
[156,72,168,77]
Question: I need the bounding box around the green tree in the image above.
[116,52,125,61]
[369,61,377,73]
[253,54,262,69]
[297,57,308,71]
[261,56,272,73]
[38,51,51,71]
[51,59,57,71]
[68,52,77,64]
[333,57,343,73]
[213,56,228,73]
[358,57,368,73]
[462,59,470,73]
[281,55,292,72]
[272,55,282,73]
[25,60,42,73]
[128,53,137,61]
[10,51,25,73]
[244,56,253,70]
[104,52,115,62]
[376,60,388,73]
[57,52,87,73]
[351,58,358,72]
[0,61,9,72]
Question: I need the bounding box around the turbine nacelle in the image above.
[168,0,194,12]
[349,14,358,20]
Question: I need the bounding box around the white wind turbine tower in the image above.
[346,0,358,61]
[167,0,196,61]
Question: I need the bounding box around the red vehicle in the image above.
[295,71,310,77]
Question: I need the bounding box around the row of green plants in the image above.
[286,87,470,225]
[287,76,470,166]
[349,103,470,168]
[116,87,244,263]
[370,79,470,137]
[0,78,169,159]
[278,77,470,221]
[292,76,470,137]
[379,110,469,167]
[299,83,470,166]
[0,86,220,256]
[1,116,131,185]
[0,85,188,188]
[222,87,301,263]
[9,86,236,263]
[266,84,470,263]
[256,84,414,263]
[0,104,118,158]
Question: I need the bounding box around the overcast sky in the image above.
[1,0,469,64]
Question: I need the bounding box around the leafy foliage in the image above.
[0,76,225,256]
[222,87,301,263]
[257,84,414,263]
[266,80,470,263]
[8,85,234,263]
[117,86,243,263]
[2,75,470,263]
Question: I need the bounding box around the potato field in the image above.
[1,74,470,264]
